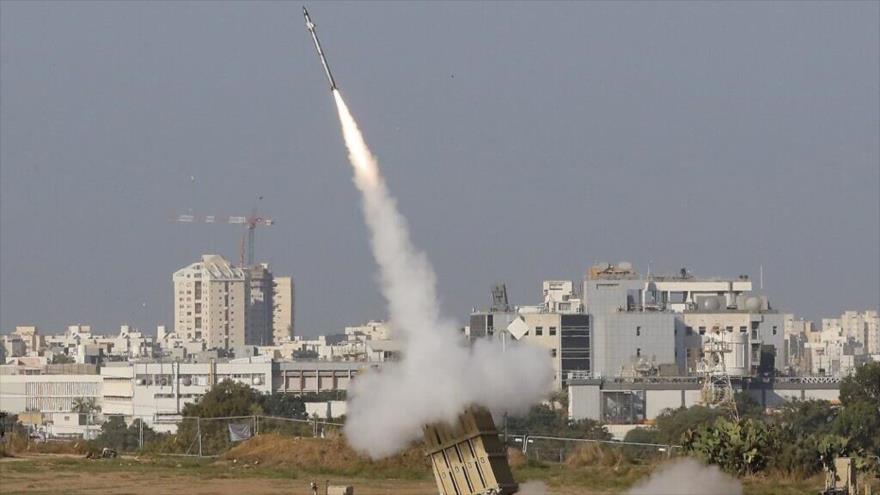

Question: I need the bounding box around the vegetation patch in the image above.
[219,433,431,480]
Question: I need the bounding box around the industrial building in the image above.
[0,365,103,438]
[102,359,273,431]
[469,263,790,391]
[1,358,377,434]
[568,376,841,424]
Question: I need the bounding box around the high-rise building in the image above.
[866,311,880,355]
[12,326,43,355]
[272,276,295,344]
[824,310,879,356]
[246,264,275,346]
[172,255,246,350]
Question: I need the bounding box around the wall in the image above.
[0,374,103,414]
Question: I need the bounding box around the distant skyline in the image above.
[1,2,878,336]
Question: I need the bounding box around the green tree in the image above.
[776,399,837,436]
[682,417,777,475]
[96,417,161,452]
[71,397,100,414]
[831,400,880,454]
[623,428,665,445]
[653,405,726,444]
[50,354,74,365]
[181,380,263,418]
[840,362,880,407]
[506,404,610,440]
[174,380,263,455]
[260,393,306,419]
[734,392,764,419]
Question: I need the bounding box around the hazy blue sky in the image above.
[1,1,878,336]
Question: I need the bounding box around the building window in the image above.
[549,326,557,336]
[535,326,543,336]
[686,326,693,335]
[739,326,747,333]
[636,348,641,357]
[636,326,641,336]
[725,326,733,332]
[550,349,557,358]
[699,326,706,335]
[772,326,778,335]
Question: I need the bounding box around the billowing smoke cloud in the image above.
[517,481,549,495]
[626,458,742,495]
[332,90,554,459]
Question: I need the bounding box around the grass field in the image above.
[0,453,826,495]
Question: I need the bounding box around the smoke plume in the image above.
[626,458,742,495]
[332,90,554,458]
[517,481,549,495]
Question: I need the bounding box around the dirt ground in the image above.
[0,453,829,495]
[0,455,437,495]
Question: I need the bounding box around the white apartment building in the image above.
[173,255,246,350]
[345,320,391,341]
[11,326,44,355]
[272,276,295,344]
[804,321,870,376]
[27,325,155,364]
[828,310,879,355]
[783,314,813,373]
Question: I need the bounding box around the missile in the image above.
[303,6,337,91]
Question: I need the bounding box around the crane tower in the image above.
[172,208,273,267]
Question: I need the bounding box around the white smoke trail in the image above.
[626,458,742,495]
[332,90,554,459]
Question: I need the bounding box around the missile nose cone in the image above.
[303,6,338,92]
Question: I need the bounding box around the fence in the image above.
[91,415,344,457]
[7,412,676,465]
[506,433,680,464]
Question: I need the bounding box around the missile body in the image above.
[303,7,337,91]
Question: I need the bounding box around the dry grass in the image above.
[564,443,627,469]
[219,433,430,479]
[0,432,96,458]
[506,447,526,468]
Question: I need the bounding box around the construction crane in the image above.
[172,208,273,267]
